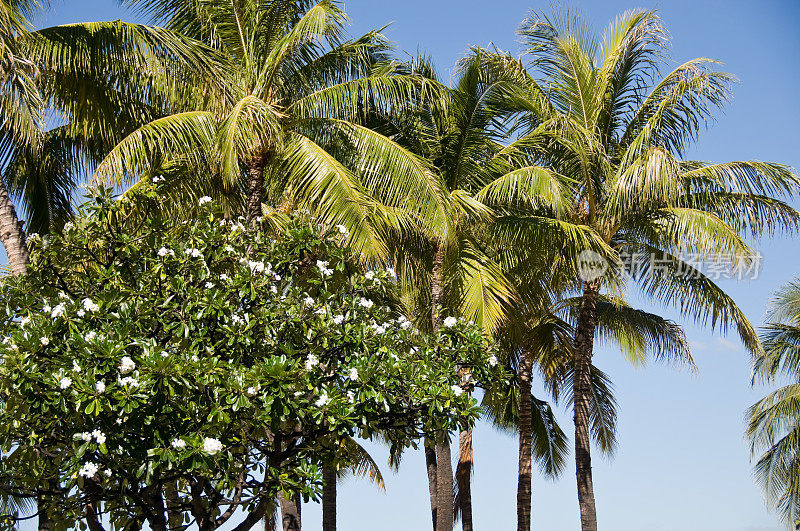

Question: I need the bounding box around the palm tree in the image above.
[0,0,209,274]
[748,279,800,528]
[96,0,448,262]
[502,8,800,530]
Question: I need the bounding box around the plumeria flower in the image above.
[346,391,355,404]
[205,282,215,289]
[40,337,50,346]
[203,437,223,455]
[198,196,212,205]
[305,354,319,371]
[95,381,106,393]
[72,360,82,373]
[185,248,203,258]
[386,267,397,279]
[359,298,374,309]
[76,309,85,317]
[59,377,72,389]
[84,331,97,342]
[231,314,244,325]
[247,260,265,274]
[51,303,66,319]
[246,386,259,397]
[224,245,234,253]
[303,296,315,307]
[82,298,100,313]
[451,384,464,397]
[365,271,375,280]
[63,222,74,232]
[19,316,30,327]
[336,224,349,236]
[171,438,187,450]
[332,314,345,325]
[91,430,106,445]
[348,368,359,381]
[158,247,172,258]
[79,432,92,442]
[443,316,458,328]
[118,356,135,374]
[314,308,326,316]
[371,323,387,335]
[78,462,99,478]
[488,355,498,367]
[315,393,330,407]
[120,377,139,388]
[270,285,278,294]
[103,469,112,478]
[220,274,229,281]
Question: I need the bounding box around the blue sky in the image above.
[24,0,800,529]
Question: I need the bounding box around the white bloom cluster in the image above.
[336,224,349,236]
[303,296,315,307]
[316,260,333,277]
[82,298,99,313]
[152,176,166,183]
[91,430,106,445]
[205,282,215,289]
[346,391,355,403]
[246,385,260,397]
[386,267,397,279]
[371,323,387,335]
[120,377,139,388]
[185,248,203,259]
[171,438,187,450]
[118,356,135,374]
[78,462,99,478]
[488,355,498,367]
[63,222,75,232]
[332,314,345,325]
[314,307,326,316]
[84,331,97,342]
[305,354,319,371]
[397,315,412,330]
[220,274,229,281]
[451,384,464,397]
[443,316,458,328]
[348,368,359,381]
[198,196,212,205]
[315,393,330,407]
[72,360,82,373]
[20,316,30,327]
[51,303,66,319]
[95,380,106,393]
[231,314,244,325]
[203,437,223,455]
[247,260,266,274]
[59,377,72,389]
[158,247,175,258]
[359,298,374,309]
[365,271,375,281]
[40,337,50,346]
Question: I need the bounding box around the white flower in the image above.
[51,303,66,319]
[220,274,229,281]
[224,245,234,253]
[386,267,396,279]
[332,314,345,325]
[202,437,223,455]
[336,224,349,236]
[348,368,359,381]
[247,260,265,274]
[274,274,281,281]
[198,196,212,205]
[118,356,136,374]
[19,316,30,326]
[359,298,374,309]
[42,302,52,313]
[72,360,82,373]
[246,386,259,397]
[365,271,375,280]
[40,337,50,346]
[63,222,74,232]
[270,285,278,294]
[120,377,139,388]
[59,377,72,389]
[315,393,330,407]
[316,260,329,269]
[91,430,106,445]
[82,298,99,313]
[103,469,112,478]
[305,354,319,371]
[443,316,458,328]
[84,331,97,342]
[451,384,464,397]
[79,432,92,442]
[303,296,315,307]
[231,314,244,325]
[346,391,355,403]
[76,309,85,317]
[171,438,187,450]
[488,355,498,367]
[78,462,99,478]
[314,308,326,317]
[95,381,106,393]
[158,247,171,257]
[191,355,199,363]
[371,323,386,335]
[205,282,215,289]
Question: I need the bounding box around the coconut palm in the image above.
[0,0,211,274]
[748,279,800,528]
[96,0,448,263]
[497,7,800,530]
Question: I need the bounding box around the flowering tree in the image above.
[0,188,501,531]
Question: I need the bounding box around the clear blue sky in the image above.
[24,1,800,530]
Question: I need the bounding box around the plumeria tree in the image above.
[0,186,501,531]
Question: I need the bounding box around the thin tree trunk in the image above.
[36,490,51,531]
[278,492,301,531]
[434,440,453,531]
[246,153,268,225]
[322,464,337,531]
[0,178,29,275]
[454,429,473,531]
[517,353,533,531]
[573,280,600,531]
[425,442,438,531]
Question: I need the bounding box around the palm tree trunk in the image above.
[435,440,453,531]
[428,241,454,531]
[573,280,600,531]
[322,464,337,531]
[454,429,473,531]
[425,442,438,530]
[278,492,301,531]
[0,178,30,275]
[246,153,268,224]
[517,353,533,531]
